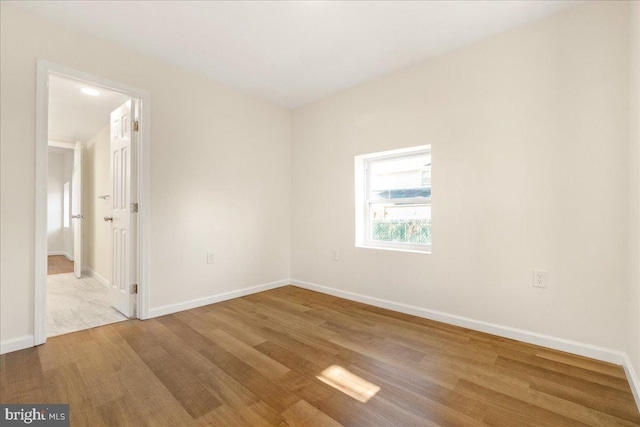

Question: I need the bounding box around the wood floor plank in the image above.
[258,326,341,365]
[348,359,487,422]
[491,347,629,391]
[94,395,149,427]
[131,345,223,419]
[0,285,638,427]
[282,400,344,427]
[178,308,267,347]
[254,340,326,374]
[427,353,634,426]
[455,380,590,427]
[47,255,74,275]
[494,356,635,404]
[197,340,299,413]
[196,365,261,409]
[528,376,640,424]
[290,373,396,427]
[0,348,47,403]
[535,349,628,379]
[206,329,290,379]
[194,369,290,425]
[197,403,273,427]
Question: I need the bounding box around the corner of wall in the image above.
[624,353,640,414]
[626,0,640,413]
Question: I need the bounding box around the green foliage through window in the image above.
[371,219,431,245]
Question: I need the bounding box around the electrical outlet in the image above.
[207,253,215,264]
[332,249,339,262]
[533,270,547,288]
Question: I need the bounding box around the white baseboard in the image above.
[147,279,291,319]
[48,251,73,261]
[0,335,35,355]
[290,279,625,365]
[82,267,110,287]
[623,353,640,412]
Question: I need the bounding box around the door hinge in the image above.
[132,120,139,132]
[130,284,138,294]
[131,203,138,213]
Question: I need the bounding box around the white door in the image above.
[71,141,83,278]
[109,100,137,318]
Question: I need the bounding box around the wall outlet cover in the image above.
[533,270,548,288]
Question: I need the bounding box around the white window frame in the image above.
[355,145,431,254]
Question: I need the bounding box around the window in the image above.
[355,145,431,253]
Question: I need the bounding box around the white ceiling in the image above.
[48,75,130,142]
[15,1,581,108]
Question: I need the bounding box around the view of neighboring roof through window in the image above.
[369,154,431,200]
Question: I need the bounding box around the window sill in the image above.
[357,244,431,254]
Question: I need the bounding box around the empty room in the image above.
[0,1,639,426]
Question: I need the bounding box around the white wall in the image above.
[47,150,65,254]
[82,125,112,283]
[628,0,640,391]
[0,4,291,343]
[291,1,629,352]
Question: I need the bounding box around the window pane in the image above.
[369,153,431,200]
[369,203,431,245]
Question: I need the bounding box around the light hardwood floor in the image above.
[48,255,74,275]
[1,286,639,426]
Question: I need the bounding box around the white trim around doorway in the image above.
[35,60,151,346]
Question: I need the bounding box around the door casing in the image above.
[35,60,151,345]
[72,140,82,279]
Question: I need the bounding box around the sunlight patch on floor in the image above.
[316,365,380,403]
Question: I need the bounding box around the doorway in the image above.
[46,143,75,275]
[35,61,151,345]
[46,75,133,337]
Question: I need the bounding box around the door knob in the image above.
[104,216,113,222]
[71,214,85,219]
